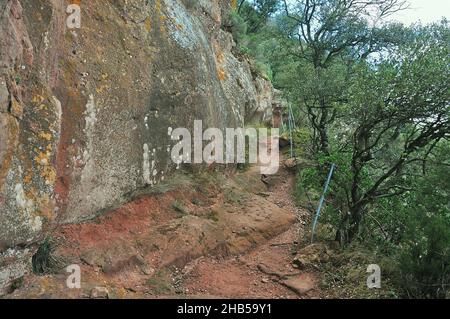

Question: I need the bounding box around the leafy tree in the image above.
[281,0,408,155]
[237,0,280,34]
[231,1,450,298]
[331,22,450,243]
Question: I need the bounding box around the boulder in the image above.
[281,274,316,296]
[293,243,332,269]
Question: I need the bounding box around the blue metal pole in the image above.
[289,105,297,130]
[311,163,336,243]
[288,105,297,158]
[288,108,294,158]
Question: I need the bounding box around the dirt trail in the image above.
[7,156,320,299]
[174,163,319,299]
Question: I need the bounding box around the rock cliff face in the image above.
[0,0,277,294]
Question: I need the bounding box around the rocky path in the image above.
[6,156,320,299]
[170,163,320,299]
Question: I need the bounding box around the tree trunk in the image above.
[318,125,329,155]
[335,204,364,245]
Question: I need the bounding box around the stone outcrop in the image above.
[0,0,279,294]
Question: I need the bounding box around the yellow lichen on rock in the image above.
[145,16,152,32]
[214,43,228,81]
[32,94,45,104]
[217,67,228,81]
[35,151,50,166]
[41,165,56,186]
[96,85,109,94]
[39,132,52,141]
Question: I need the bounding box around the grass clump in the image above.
[32,237,65,275]
[146,269,174,295]
[172,200,188,216]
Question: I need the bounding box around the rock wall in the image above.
[0,0,276,294]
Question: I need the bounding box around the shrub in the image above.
[397,214,450,298]
[32,237,65,275]
[229,11,248,45]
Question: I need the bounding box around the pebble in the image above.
[90,286,109,299]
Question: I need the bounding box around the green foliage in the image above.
[319,243,400,298]
[229,10,248,46]
[146,269,174,294]
[230,1,288,82]
[254,61,272,80]
[206,210,219,222]
[32,237,65,275]
[9,277,24,293]
[233,1,449,298]
[172,200,188,216]
[393,142,450,298]
[398,213,450,298]
[237,0,279,34]
[291,127,311,156]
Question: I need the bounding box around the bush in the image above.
[229,11,248,45]
[32,237,65,275]
[397,214,450,298]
